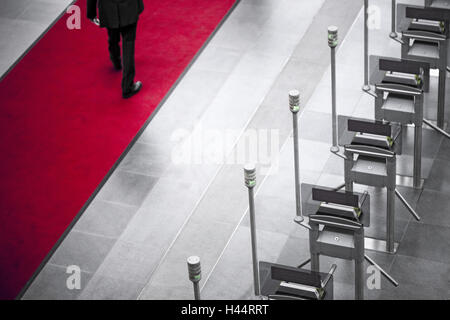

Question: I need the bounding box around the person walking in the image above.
[87,0,144,98]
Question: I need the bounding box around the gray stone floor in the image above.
[0,0,74,79]
[5,0,448,300]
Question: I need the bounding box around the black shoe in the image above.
[123,81,142,99]
[111,57,122,70]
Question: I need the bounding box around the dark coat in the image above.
[87,0,144,29]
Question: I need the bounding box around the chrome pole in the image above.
[395,189,421,221]
[244,164,260,296]
[423,118,450,139]
[328,26,339,152]
[413,123,422,189]
[437,68,446,129]
[390,0,398,39]
[364,255,399,287]
[289,90,304,223]
[363,0,370,91]
[187,256,202,300]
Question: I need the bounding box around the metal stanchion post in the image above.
[187,256,202,300]
[437,68,446,129]
[328,26,339,152]
[363,0,371,91]
[289,90,304,223]
[244,164,260,296]
[390,0,398,39]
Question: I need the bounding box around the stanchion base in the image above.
[389,32,398,39]
[365,237,398,254]
[330,146,339,153]
[362,85,371,92]
[396,175,424,189]
[294,216,312,231]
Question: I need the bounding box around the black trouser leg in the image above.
[120,23,137,95]
[107,28,121,62]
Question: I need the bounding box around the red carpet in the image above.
[0,0,235,299]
